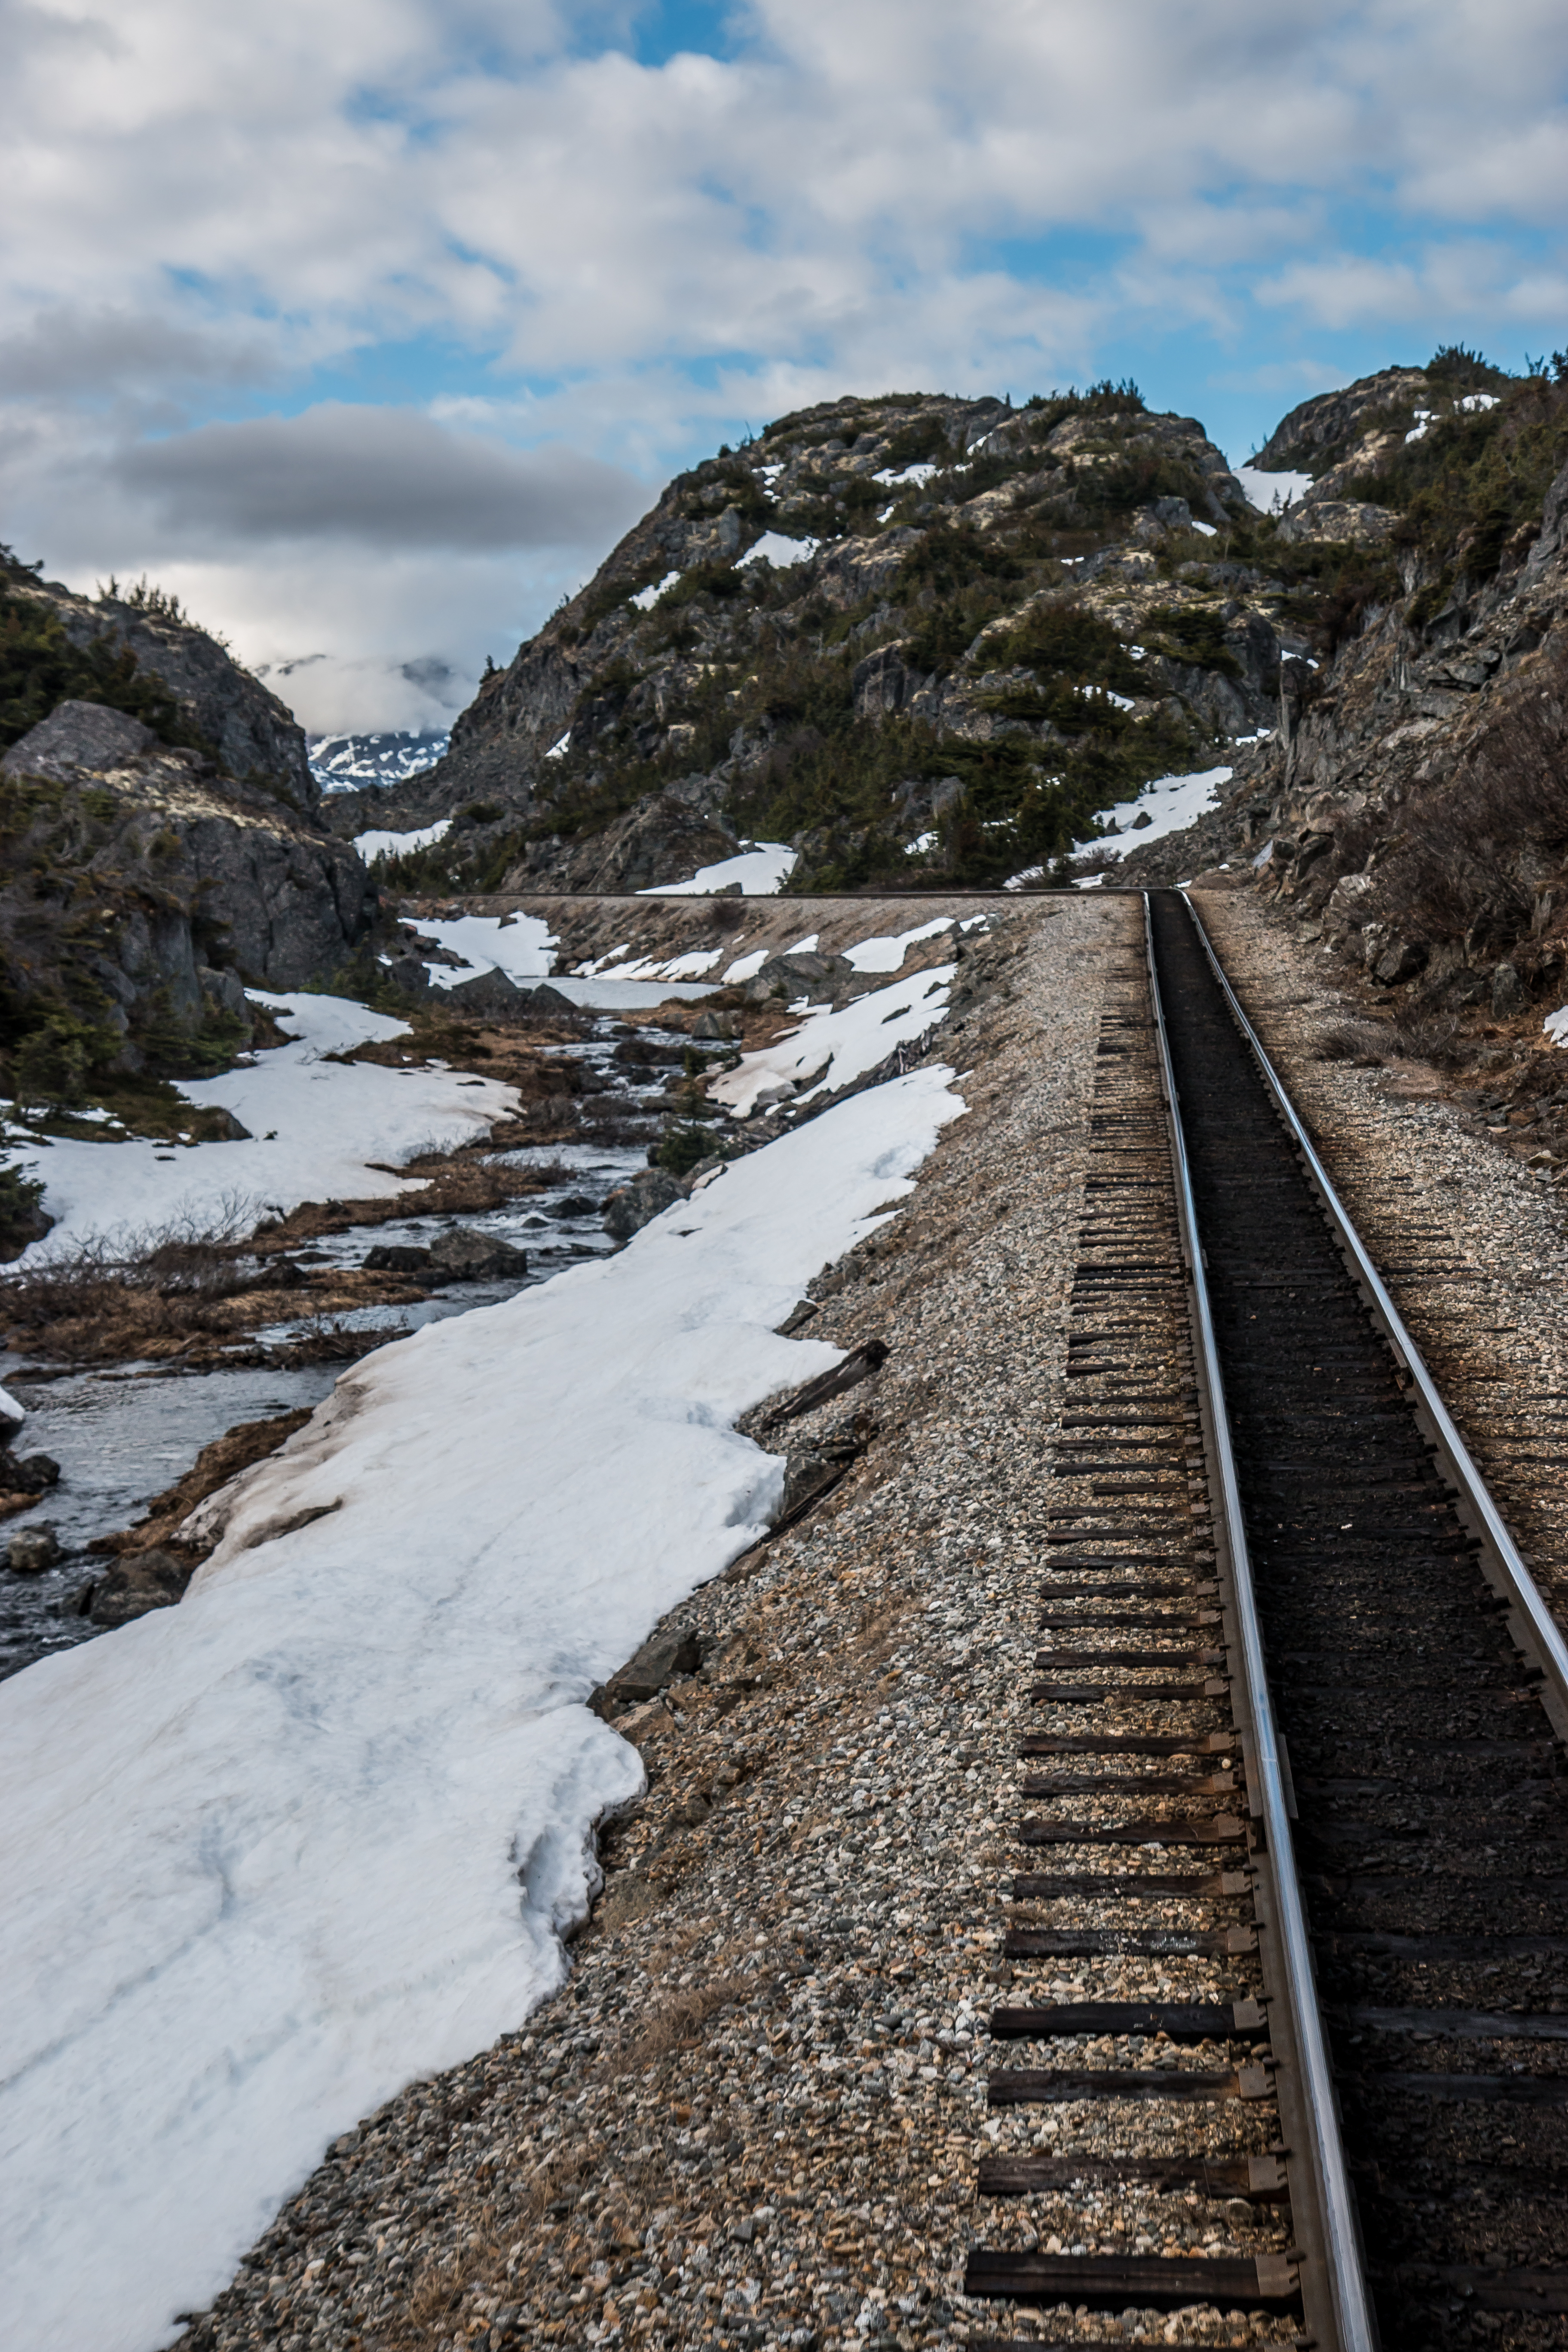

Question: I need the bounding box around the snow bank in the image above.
[13,993,518,1258]
[709,965,954,1117]
[0,1069,962,2352]
[1075,765,1234,864]
[640,842,798,896]
[1234,464,1313,512]
[353,818,451,864]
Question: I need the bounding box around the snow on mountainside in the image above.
[308,731,450,790]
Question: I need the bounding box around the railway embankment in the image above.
[170,881,1568,2352]
[171,894,1125,2352]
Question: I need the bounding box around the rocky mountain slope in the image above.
[325,382,1335,893]
[338,349,1568,922]
[0,555,376,1140]
[1108,351,1568,1038]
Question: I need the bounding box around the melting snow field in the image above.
[640,841,798,896]
[353,818,452,863]
[0,1068,963,2352]
[709,964,955,1117]
[10,993,518,1258]
[406,913,720,1005]
[1233,463,1314,512]
[1075,765,1235,865]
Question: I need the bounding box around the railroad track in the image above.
[963,889,1568,2352]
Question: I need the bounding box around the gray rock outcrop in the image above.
[601,1167,683,1240]
[0,564,377,1081]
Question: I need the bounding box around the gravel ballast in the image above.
[168,882,1568,2352]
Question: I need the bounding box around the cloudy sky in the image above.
[5,0,1567,733]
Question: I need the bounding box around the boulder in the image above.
[691,1010,737,1041]
[426,1227,530,1283]
[0,1451,60,1498]
[363,1243,433,1274]
[522,982,578,1014]
[8,1523,60,1574]
[1277,499,1398,547]
[602,1167,683,1240]
[384,955,432,999]
[1372,938,1428,986]
[442,967,524,1017]
[1492,962,1525,1017]
[609,1626,707,1702]
[0,699,158,779]
[744,949,854,1004]
[83,1547,193,1629]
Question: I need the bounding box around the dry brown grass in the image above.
[604,1972,756,2079]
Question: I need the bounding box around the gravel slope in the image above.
[170,895,1126,2352]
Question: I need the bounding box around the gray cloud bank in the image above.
[113,405,646,553]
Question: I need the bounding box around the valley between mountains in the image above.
[3,351,1568,2352]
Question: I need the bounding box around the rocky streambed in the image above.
[0,1003,718,1682]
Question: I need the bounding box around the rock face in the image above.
[321,387,1298,891]
[0,560,377,1086]
[4,565,316,803]
[1110,360,1568,1026]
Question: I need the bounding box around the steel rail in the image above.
[1180,892,1568,1744]
[1142,893,1378,2352]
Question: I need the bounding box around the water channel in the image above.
[0,1005,704,1681]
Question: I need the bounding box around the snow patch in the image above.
[0,1072,963,2352]
[1545,1004,1568,1048]
[15,993,518,1258]
[709,965,954,1116]
[1234,465,1313,513]
[403,912,558,988]
[545,731,571,759]
[842,916,957,973]
[738,532,819,570]
[631,571,680,610]
[353,818,451,864]
[641,843,797,897]
[1075,765,1234,862]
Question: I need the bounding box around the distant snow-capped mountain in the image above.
[308,731,450,790]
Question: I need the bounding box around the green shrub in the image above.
[653,1120,731,1177]
[0,1159,47,1256]
[977,602,1141,688]
[11,1009,121,1108]
[0,585,205,753]
[1141,603,1243,678]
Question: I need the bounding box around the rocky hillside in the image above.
[0,554,376,1142]
[327,382,1365,893]
[1110,349,1568,1037]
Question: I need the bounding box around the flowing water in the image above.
[0,1014,690,1681]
